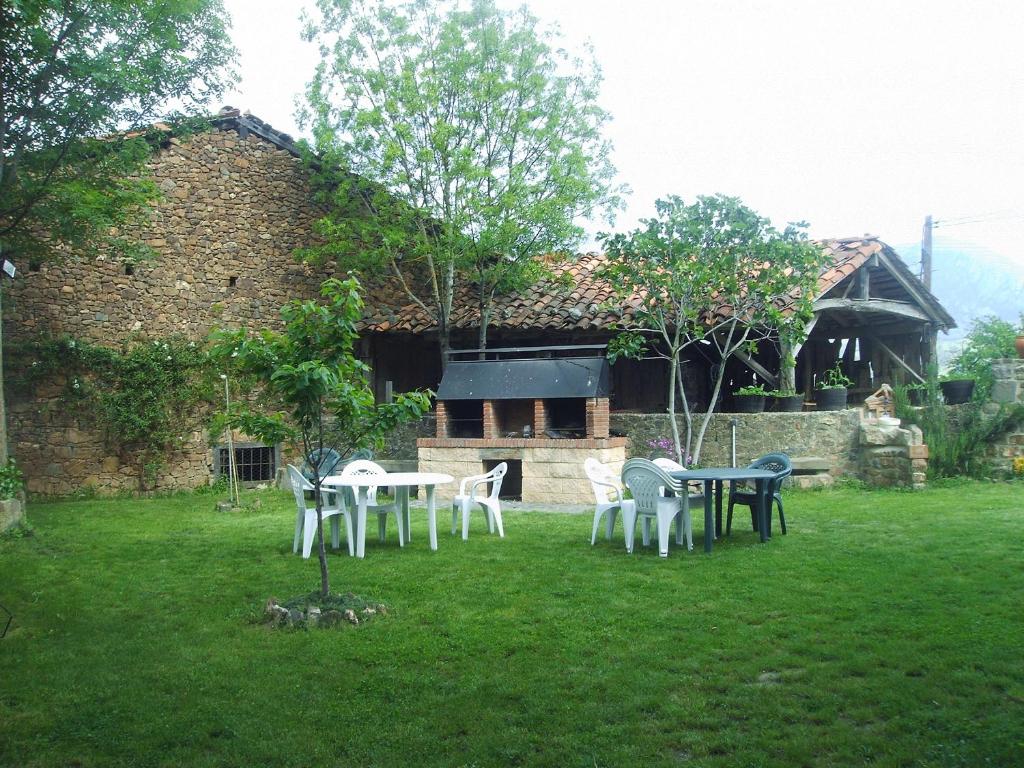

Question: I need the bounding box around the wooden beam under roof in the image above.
[813,297,930,323]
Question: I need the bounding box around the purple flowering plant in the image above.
[647,437,696,467]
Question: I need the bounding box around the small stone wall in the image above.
[8,377,212,496]
[985,358,1024,477]
[611,410,862,484]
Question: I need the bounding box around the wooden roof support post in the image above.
[922,323,937,373]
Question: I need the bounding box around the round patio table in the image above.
[668,468,776,553]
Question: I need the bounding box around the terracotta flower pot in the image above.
[1016,335,1024,359]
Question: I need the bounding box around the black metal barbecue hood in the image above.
[436,345,610,401]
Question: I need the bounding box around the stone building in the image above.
[4,108,957,496]
[6,109,335,494]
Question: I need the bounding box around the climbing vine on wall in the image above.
[8,336,214,489]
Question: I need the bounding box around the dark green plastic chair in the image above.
[726,453,792,536]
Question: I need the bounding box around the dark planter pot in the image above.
[733,394,766,413]
[816,387,848,411]
[772,394,804,412]
[940,379,975,404]
[907,388,927,406]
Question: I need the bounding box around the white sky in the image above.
[220,0,1024,274]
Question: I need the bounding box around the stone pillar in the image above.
[482,400,498,440]
[586,397,610,439]
[533,399,548,437]
[859,418,927,489]
[1,498,24,533]
[435,401,449,438]
[986,358,1024,477]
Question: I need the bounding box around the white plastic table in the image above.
[322,472,454,558]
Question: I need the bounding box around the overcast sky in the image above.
[220,0,1024,275]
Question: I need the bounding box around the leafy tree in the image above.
[948,314,1024,400]
[600,195,826,463]
[210,278,431,598]
[0,0,237,462]
[300,0,619,366]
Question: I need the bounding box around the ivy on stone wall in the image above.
[8,336,214,489]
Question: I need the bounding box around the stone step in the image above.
[790,456,831,474]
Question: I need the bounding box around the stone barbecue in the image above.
[417,346,626,503]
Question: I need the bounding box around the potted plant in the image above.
[733,384,768,413]
[905,382,928,406]
[939,373,975,404]
[767,389,804,412]
[815,363,853,411]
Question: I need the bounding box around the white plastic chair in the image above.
[621,458,693,557]
[452,462,507,540]
[339,459,403,545]
[288,465,354,558]
[584,457,635,546]
[652,456,706,546]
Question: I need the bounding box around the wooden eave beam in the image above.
[812,297,930,323]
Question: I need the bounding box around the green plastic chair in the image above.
[726,453,792,536]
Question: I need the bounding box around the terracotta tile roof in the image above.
[358,236,951,334]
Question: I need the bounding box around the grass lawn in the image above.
[1,483,1023,767]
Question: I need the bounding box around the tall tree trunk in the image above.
[780,338,796,395]
[0,260,8,465]
[312,476,330,598]
[438,320,451,374]
[666,349,683,463]
[675,360,693,464]
[477,307,491,355]
[692,322,742,464]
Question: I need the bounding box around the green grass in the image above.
[2,484,1023,767]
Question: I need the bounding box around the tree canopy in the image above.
[600,195,826,463]
[0,0,237,262]
[300,0,620,364]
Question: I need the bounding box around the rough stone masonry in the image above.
[6,121,333,495]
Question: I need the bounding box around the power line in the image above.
[933,210,1024,228]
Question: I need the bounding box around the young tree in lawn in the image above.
[601,195,825,464]
[0,0,237,463]
[300,0,619,367]
[210,277,431,598]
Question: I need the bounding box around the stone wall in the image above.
[5,125,334,495]
[611,410,862,480]
[985,358,1024,477]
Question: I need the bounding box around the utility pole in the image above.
[921,215,937,370]
[921,214,933,290]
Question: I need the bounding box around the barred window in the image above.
[215,443,278,484]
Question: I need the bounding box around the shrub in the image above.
[948,314,1024,400]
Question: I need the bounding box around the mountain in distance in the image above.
[892,241,1023,364]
